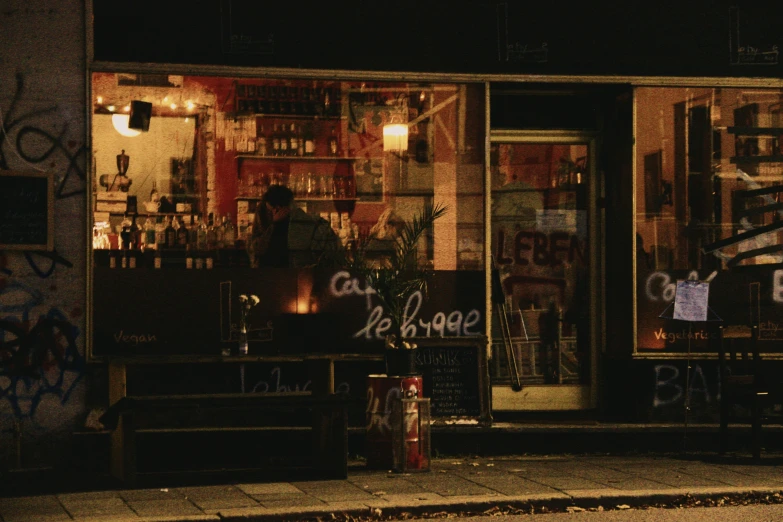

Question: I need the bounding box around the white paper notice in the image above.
[673,280,710,322]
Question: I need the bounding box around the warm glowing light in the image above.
[111,114,141,137]
[106,105,116,112]
[186,101,195,111]
[96,96,103,104]
[383,123,408,151]
[123,105,131,112]
[170,103,177,110]
[184,117,190,123]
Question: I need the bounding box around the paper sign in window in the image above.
[673,280,710,322]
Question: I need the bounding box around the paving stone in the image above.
[0,496,63,509]
[126,498,204,517]
[290,480,376,501]
[176,485,247,499]
[588,477,676,490]
[0,507,72,522]
[208,506,271,517]
[402,474,499,496]
[635,471,728,488]
[528,475,608,490]
[256,496,327,509]
[461,474,563,495]
[236,482,305,495]
[119,488,182,501]
[348,476,429,495]
[188,496,259,510]
[59,497,136,518]
[57,490,122,501]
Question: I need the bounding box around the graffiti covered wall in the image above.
[0,2,88,469]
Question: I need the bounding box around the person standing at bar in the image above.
[248,184,343,268]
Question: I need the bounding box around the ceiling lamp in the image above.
[383,123,408,152]
[111,114,141,137]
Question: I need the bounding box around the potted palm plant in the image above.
[347,202,448,375]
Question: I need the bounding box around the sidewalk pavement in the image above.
[2,452,783,522]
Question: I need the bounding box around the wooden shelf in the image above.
[730,155,783,164]
[236,155,354,161]
[236,196,357,202]
[727,126,783,136]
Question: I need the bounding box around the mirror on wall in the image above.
[92,114,201,214]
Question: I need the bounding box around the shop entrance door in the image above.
[489,131,600,411]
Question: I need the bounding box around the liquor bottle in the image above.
[120,249,128,269]
[268,85,279,114]
[185,244,194,269]
[279,124,289,156]
[120,214,132,250]
[304,124,315,156]
[176,216,189,248]
[323,87,331,116]
[223,214,237,248]
[257,124,267,156]
[187,214,199,246]
[289,123,299,157]
[206,213,217,250]
[109,251,117,269]
[328,126,339,156]
[165,215,177,249]
[271,123,281,156]
[197,215,208,251]
[155,217,166,250]
[144,217,156,250]
[278,86,288,114]
[154,249,162,269]
[296,124,304,156]
[215,214,225,249]
[257,85,268,114]
[149,180,160,204]
[289,86,298,115]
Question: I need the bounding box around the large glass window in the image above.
[89,73,486,357]
[635,86,783,353]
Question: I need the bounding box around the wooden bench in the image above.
[100,358,352,487]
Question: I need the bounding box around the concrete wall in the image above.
[0,1,89,469]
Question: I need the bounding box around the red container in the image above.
[365,374,422,469]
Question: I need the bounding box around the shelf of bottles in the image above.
[93,212,246,270]
[237,170,356,201]
[234,83,341,119]
[236,119,346,160]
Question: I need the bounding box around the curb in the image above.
[214,487,783,521]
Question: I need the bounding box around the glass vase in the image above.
[239,329,249,355]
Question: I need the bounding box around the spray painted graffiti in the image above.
[0,73,86,199]
[329,271,482,340]
[0,308,84,421]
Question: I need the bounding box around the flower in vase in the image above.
[238,293,260,335]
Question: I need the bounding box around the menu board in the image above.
[0,170,54,250]
[413,336,491,426]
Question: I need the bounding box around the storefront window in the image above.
[89,73,485,357]
[635,86,783,353]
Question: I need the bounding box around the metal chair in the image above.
[718,324,768,459]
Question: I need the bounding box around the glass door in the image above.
[489,131,599,411]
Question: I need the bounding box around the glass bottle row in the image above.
[236,85,341,118]
[247,122,340,157]
[96,213,239,253]
[238,171,355,199]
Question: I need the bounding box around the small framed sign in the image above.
[0,170,54,251]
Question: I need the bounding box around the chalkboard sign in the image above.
[413,336,491,426]
[0,170,54,251]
